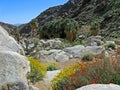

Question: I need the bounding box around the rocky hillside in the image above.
[0,22,16,35]
[19,0,120,39]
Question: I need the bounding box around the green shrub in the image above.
[27,57,46,83]
[90,21,100,30]
[44,62,58,71]
[82,53,94,61]
[106,43,116,50]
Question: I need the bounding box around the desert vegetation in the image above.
[51,55,120,90]
[39,18,80,41]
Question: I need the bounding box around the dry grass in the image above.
[57,58,80,69]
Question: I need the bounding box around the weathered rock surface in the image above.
[76,84,120,90]
[64,45,104,58]
[0,50,30,90]
[64,45,85,58]
[87,36,104,46]
[81,46,105,56]
[32,49,70,63]
[20,38,63,55]
[0,26,30,90]
[44,38,62,48]
[0,26,24,55]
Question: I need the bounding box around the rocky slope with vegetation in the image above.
[0,22,16,35]
[19,0,120,40]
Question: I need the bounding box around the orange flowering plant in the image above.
[51,57,120,90]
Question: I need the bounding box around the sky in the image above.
[0,0,68,24]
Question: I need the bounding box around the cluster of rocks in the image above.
[31,49,71,63]
[87,35,104,46]
[29,36,106,63]
[19,33,120,64]
[20,35,114,63]
[20,37,63,55]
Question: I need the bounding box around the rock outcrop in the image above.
[87,36,104,46]
[0,26,30,90]
[20,38,63,55]
[32,49,71,63]
[0,26,24,55]
[0,51,30,90]
[64,45,85,58]
[64,45,104,58]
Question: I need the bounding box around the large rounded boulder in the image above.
[0,26,30,90]
[0,26,24,55]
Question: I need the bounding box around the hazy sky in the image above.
[0,0,68,24]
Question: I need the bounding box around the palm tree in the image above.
[13,27,20,42]
[63,18,79,41]
[90,21,100,36]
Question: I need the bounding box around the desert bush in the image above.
[82,53,94,61]
[106,43,116,50]
[51,57,120,90]
[51,62,85,90]
[44,62,58,71]
[27,57,46,83]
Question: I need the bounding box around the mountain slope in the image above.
[19,0,120,39]
[0,22,16,35]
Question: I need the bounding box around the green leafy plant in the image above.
[106,43,116,50]
[82,53,94,61]
[27,57,46,83]
[44,62,58,71]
